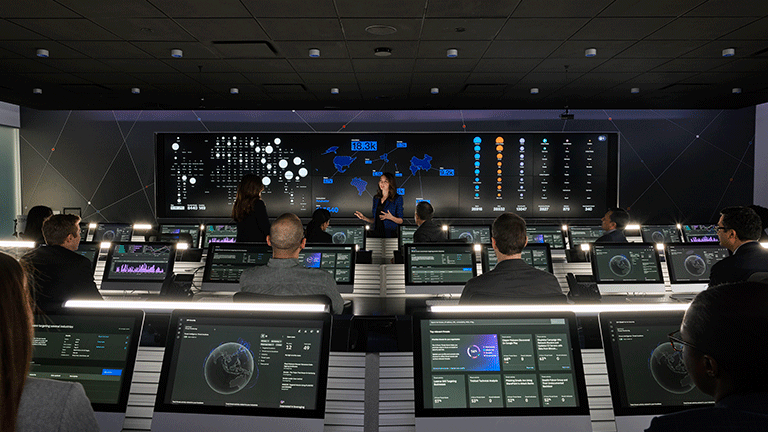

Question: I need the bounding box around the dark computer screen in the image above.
[202,224,238,248]
[414,312,588,415]
[481,243,553,274]
[298,244,356,286]
[665,244,729,283]
[527,226,566,249]
[591,244,663,283]
[399,225,419,249]
[405,243,477,286]
[75,241,101,275]
[79,222,89,241]
[324,225,366,250]
[448,225,491,244]
[160,224,202,248]
[203,243,272,284]
[681,225,719,243]
[92,223,133,243]
[567,226,604,249]
[640,225,682,244]
[155,311,331,417]
[600,312,713,416]
[103,242,175,283]
[30,310,144,411]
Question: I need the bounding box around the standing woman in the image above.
[306,208,333,243]
[21,205,53,244]
[232,174,270,243]
[354,172,403,238]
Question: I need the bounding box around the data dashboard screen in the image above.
[202,224,238,248]
[682,225,719,243]
[482,244,553,274]
[526,226,566,249]
[325,225,366,250]
[567,226,604,248]
[448,225,491,244]
[92,223,133,243]
[399,225,419,249]
[203,243,272,284]
[298,244,355,285]
[157,132,618,219]
[103,242,175,282]
[591,244,662,283]
[640,225,682,244]
[405,244,476,285]
[160,224,202,248]
[665,244,729,283]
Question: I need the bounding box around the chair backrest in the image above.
[748,272,768,284]
[232,292,333,310]
[465,292,568,305]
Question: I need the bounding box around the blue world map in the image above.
[333,156,357,173]
[350,177,368,196]
[410,154,432,175]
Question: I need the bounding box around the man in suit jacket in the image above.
[708,206,768,286]
[413,201,446,243]
[22,214,102,311]
[459,213,564,304]
[595,207,629,243]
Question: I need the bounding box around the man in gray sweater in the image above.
[239,213,344,314]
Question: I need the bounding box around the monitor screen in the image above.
[202,243,272,291]
[591,243,663,284]
[92,223,133,243]
[413,312,590,431]
[202,224,238,248]
[79,222,89,241]
[600,312,713,421]
[640,225,682,244]
[30,310,144,411]
[298,244,356,289]
[324,225,366,250]
[160,224,202,248]
[404,243,477,294]
[152,311,331,429]
[101,242,176,291]
[75,241,101,275]
[665,243,729,283]
[567,226,604,249]
[399,225,419,249]
[448,225,491,244]
[681,225,718,243]
[526,226,566,249]
[480,243,553,274]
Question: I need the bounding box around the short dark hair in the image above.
[492,213,527,255]
[270,213,304,251]
[607,208,629,230]
[720,206,762,241]
[415,201,434,221]
[42,214,80,246]
[684,282,768,392]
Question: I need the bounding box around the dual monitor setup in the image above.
[34,306,706,432]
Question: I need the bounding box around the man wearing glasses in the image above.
[708,206,768,286]
[646,282,768,431]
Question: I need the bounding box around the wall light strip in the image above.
[64,300,327,313]
[100,242,112,249]
[0,240,36,248]
[430,303,689,314]
[625,224,640,230]
[133,223,153,230]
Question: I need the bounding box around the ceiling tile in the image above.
[101,58,178,73]
[174,19,268,42]
[0,1,80,18]
[242,71,303,84]
[711,58,768,73]
[497,18,589,40]
[412,72,470,83]
[473,58,541,73]
[21,72,91,85]
[414,58,477,72]
[132,42,220,59]
[226,59,295,73]
[598,0,703,17]
[355,73,411,84]
[682,40,768,58]
[590,58,669,73]
[297,72,358,84]
[131,73,200,84]
[352,58,415,73]
[240,0,338,18]
[75,72,144,84]
[547,40,636,58]
[426,0,521,17]
[0,19,49,40]
[46,58,115,73]
[161,59,238,73]
[258,19,344,41]
[484,40,561,58]
[148,0,252,17]
[274,41,349,59]
[614,40,706,58]
[55,0,165,18]
[515,72,585,85]
[570,18,673,40]
[58,41,153,59]
[95,18,196,41]
[646,17,756,40]
[720,17,768,40]
[512,0,614,18]
[466,72,523,84]
[0,58,61,74]
[421,19,506,41]
[335,0,426,18]
[629,72,698,84]
[416,41,491,59]
[189,72,249,84]
[531,57,607,73]
[288,58,354,73]
[685,0,768,17]
[340,19,422,40]
[651,58,728,72]
[9,19,120,41]
[347,41,417,59]
[0,40,89,59]
[211,42,277,59]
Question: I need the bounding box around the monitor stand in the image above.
[416,415,591,432]
[95,412,126,432]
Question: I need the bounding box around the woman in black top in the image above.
[21,205,53,244]
[232,175,270,243]
[305,209,332,243]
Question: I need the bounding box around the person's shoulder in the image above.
[23,377,84,401]
[646,404,768,432]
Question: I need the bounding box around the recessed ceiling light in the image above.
[365,25,397,35]
[230,88,239,94]
[722,48,735,57]
[331,88,339,94]
[36,48,49,58]
[131,87,140,94]
[309,48,320,58]
[585,48,597,57]
[732,87,742,94]
[631,87,640,94]
[447,48,458,58]
[430,87,439,95]
[170,49,183,58]
[530,88,539,94]
[33,88,42,94]
[374,47,392,57]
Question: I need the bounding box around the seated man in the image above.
[645,281,768,431]
[459,213,564,304]
[595,207,629,243]
[239,213,344,314]
[709,206,768,286]
[21,214,101,311]
[413,201,446,243]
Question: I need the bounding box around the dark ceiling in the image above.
[1,0,767,110]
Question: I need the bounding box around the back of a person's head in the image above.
[42,214,80,246]
[608,207,630,230]
[232,174,265,221]
[306,208,331,238]
[746,204,768,232]
[684,282,768,392]
[0,252,34,432]
[492,212,527,255]
[22,205,53,242]
[270,213,304,251]
[415,201,434,221]
[720,206,762,241]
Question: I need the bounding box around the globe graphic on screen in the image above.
[651,231,666,243]
[459,232,474,243]
[649,342,695,394]
[203,342,255,394]
[102,230,116,241]
[332,232,347,244]
[608,255,632,277]
[684,254,707,277]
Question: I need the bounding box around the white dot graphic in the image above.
[255,147,261,153]
[189,178,196,184]
[216,153,220,158]
[265,146,274,154]
[267,163,272,170]
[293,157,302,165]
[274,138,281,144]
[285,171,294,180]
[250,141,255,146]
[279,159,288,169]
[261,158,266,164]
[262,177,271,186]
[172,143,179,151]
[182,175,187,181]
[299,168,308,177]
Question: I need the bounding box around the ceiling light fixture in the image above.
[430,87,439,94]
[230,88,239,94]
[722,48,735,57]
[530,87,539,94]
[131,87,140,94]
[447,48,458,58]
[309,48,320,58]
[585,47,597,57]
[732,87,742,94]
[330,88,339,94]
[36,48,49,58]
[374,47,392,57]
[170,49,183,58]
[365,25,397,36]
[631,87,640,94]
[33,88,42,94]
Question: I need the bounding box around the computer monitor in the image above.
[404,243,477,295]
[527,225,566,249]
[160,224,202,248]
[101,242,176,292]
[79,222,89,241]
[567,226,604,249]
[590,243,665,295]
[664,243,730,294]
[413,312,591,432]
[447,225,491,244]
[298,244,356,293]
[641,225,682,244]
[480,243,553,274]
[599,311,713,432]
[152,310,332,432]
[75,241,101,275]
[399,225,419,250]
[202,224,238,248]
[325,225,366,251]
[30,309,144,432]
[681,225,719,243]
[202,242,272,292]
[92,223,134,243]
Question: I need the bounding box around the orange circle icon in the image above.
[497,185,502,190]
[497,169,502,175]
[495,137,504,143]
[496,144,504,152]
[496,153,503,160]
[497,161,502,167]
[497,177,502,182]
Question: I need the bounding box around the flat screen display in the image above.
[681,225,719,243]
[102,242,175,284]
[399,225,418,249]
[160,224,202,248]
[203,243,272,285]
[448,225,491,244]
[640,225,682,244]
[481,243,553,274]
[405,243,476,294]
[92,223,133,243]
[202,224,238,248]
[75,241,101,275]
[30,310,144,411]
[665,244,729,283]
[79,222,89,241]
[567,226,604,249]
[591,243,663,283]
[527,226,566,249]
[324,225,366,250]
[298,244,356,286]
[156,132,618,219]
